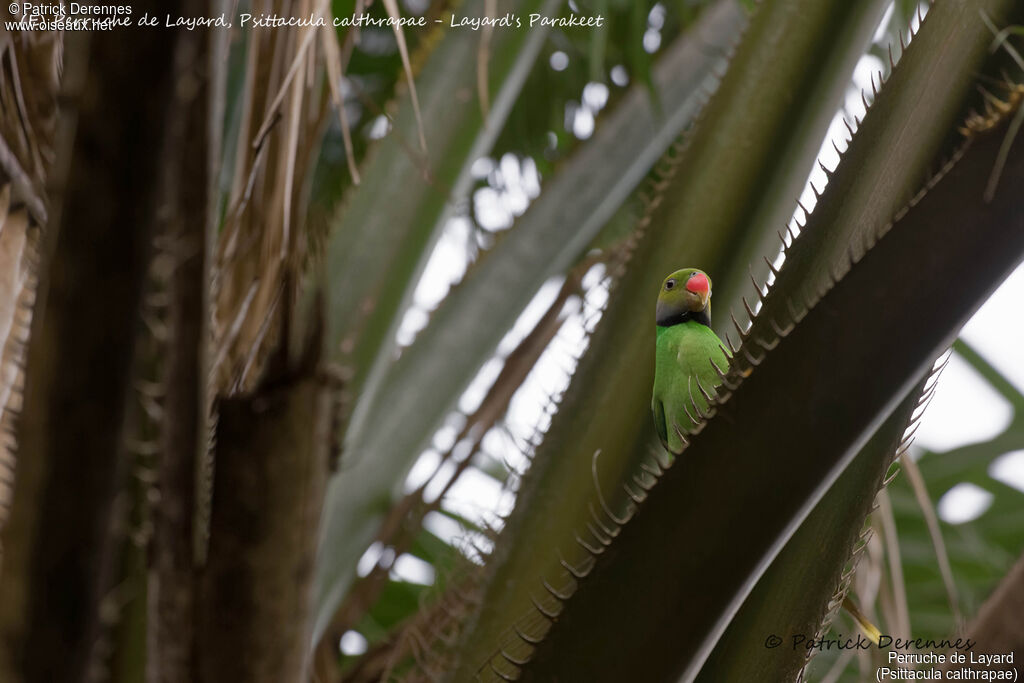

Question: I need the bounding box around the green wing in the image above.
[652,396,668,445]
[653,322,730,455]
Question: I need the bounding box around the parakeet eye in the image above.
[665,280,675,290]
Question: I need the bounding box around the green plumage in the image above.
[652,322,729,452]
[651,268,729,454]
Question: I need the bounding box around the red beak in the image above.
[686,272,709,295]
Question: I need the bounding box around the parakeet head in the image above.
[656,268,712,327]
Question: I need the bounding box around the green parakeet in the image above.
[652,268,729,455]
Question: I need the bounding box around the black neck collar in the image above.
[657,309,711,328]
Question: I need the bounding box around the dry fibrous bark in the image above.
[146,2,223,679]
[0,9,182,681]
[197,348,332,683]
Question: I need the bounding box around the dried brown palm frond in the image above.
[0,23,61,222]
[0,189,37,536]
[210,0,339,397]
[0,25,61,546]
